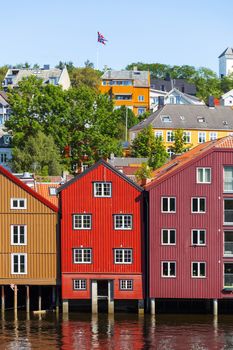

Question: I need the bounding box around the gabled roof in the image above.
[145,136,233,190]
[0,165,58,211]
[219,47,233,58]
[150,78,196,95]
[57,159,144,193]
[35,183,60,206]
[101,70,150,87]
[221,89,233,99]
[130,104,233,132]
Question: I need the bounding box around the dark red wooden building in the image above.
[146,136,233,315]
[57,160,145,313]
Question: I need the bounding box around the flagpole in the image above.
[96,46,99,70]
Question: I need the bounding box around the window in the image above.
[196,168,211,183]
[161,197,176,213]
[224,263,233,287]
[155,131,163,139]
[138,95,144,101]
[49,187,57,196]
[192,262,206,278]
[197,117,205,123]
[161,262,176,277]
[224,199,233,224]
[114,249,132,264]
[192,229,206,245]
[170,97,175,104]
[224,167,233,192]
[210,132,218,141]
[167,148,174,158]
[161,229,176,245]
[138,107,146,115]
[10,198,27,209]
[11,225,27,245]
[94,182,111,197]
[167,131,174,142]
[198,132,206,143]
[176,96,181,104]
[73,279,87,290]
[161,115,172,123]
[191,197,206,213]
[114,215,132,230]
[114,95,132,100]
[11,254,27,274]
[183,131,191,143]
[224,231,233,256]
[73,249,92,263]
[0,153,7,163]
[73,214,92,229]
[120,280,133,290]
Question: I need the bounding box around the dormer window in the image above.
[161,115,171,123]
[197,117,205,123]
[223,121,228,126]
[49,187,57,196]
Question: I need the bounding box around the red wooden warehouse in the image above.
[146,136,233,315]
[57,159,145,313]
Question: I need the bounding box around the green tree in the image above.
[0,65,8,85]
[11,131,62,175]
[112,106,138,141]
[131,126,157,157]
[148,136,168,169]
[135,163,152,182]
[171,129,190,154]
[69,67,102,91]
[189,67,221,101]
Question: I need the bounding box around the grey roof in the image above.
[108,157,148,167]
[5,68,63,86]
[101,70,149,87]
[130,104,233,132]
[150,78,196,95]
[219,47,233,58]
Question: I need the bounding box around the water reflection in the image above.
[0,313,233,349]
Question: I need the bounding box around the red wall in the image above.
[149,149,233,299]
[60,163,144,300]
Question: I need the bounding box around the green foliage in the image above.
[135,163,152,181]
[112,106,138,141]
[148,136,169,170]
[69,67,102,91]
[0,65,8,85]
[171,129,190,154]
[11,131,62,175]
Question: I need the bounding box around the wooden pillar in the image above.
[26,286,30,314]
[62,300,69,314]
[14,285,18,318]
[138,299,144,315]
[108,281,114,314]
[52,286,56,306]
[92,281,98,314]
[56,286,59,314]
[213,298,218,316]
[151,298,155,315]
[1,286,5,314]
[38,286,42,311]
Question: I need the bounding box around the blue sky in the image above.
[1,0,232,73]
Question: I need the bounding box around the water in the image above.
[1,312,233,349]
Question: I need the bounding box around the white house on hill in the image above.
[219,47,233,77]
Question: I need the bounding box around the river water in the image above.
[1,312,233,349]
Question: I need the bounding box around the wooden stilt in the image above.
[26,286,30,314]
[1,286,5,314]
[38,286,42,311]
[56,286,59,313]
[52,286,56,306]
[14,285,18,319]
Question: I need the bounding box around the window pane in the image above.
[200,231,205,244]
[170,263,176,276]
[13,226,18,244]
[170,198,175,211]
[20,226,25,244]
[163,262,168,276]
[170,230,176,244]
[200,199,205,212]
[224,167,233,191]
[192,230,198,244]
[192,199,198,212]
[162,230,168,244]
[20,255,25,273]
[200,263,205,276]
[198,169,204,182]
[192,263,198,276]
[13,255,18,273]
[19,200,25,208]
[162,198,168,211]
[205,169,211,183]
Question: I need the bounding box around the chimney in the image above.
[207,96,215,108]
[43,64,50,70]
[158,96,165,108]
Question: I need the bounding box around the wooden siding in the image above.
[149,149,233,299]
[60,163,144,300]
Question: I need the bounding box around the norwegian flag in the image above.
[98,31,107,45]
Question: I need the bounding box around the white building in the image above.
[221,89,233,106]
[219,47,233,77]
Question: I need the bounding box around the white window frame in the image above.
[166,130,174,142]
[224,199,233,225]
[73,279,87,290]
[114,215,132,230]
[191,197,206,213]
[119,279,133,290]
[191,229,206,246]
[183,131,191,144]
[209,132,218,141]
[73,214,92,230]
[155,130,163,139]
[11,253,27,274]
[161,197,176,213]
[198,132,206,143]
[224,167,233,193]
[167,148,175,158]
[11,225,27,246]
[73,248,92,264]
[10,198,27,210]
[191,262,206,278]
[49,187,57,196]
[114,249,133,264]
[196,168,211,184]
[138,95,144,101]
[161,229,176,245]
[94,182,111,197]
[161,261,176,278]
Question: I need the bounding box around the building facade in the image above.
[219,47,233,77]
[100,69,150,116]
[146,136,233,313]
[58,160,145,313]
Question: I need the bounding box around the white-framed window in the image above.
[224,199,233,225]
[11,253,27,274]
[224,231,233,256]
[161,115,171,123]
[170,97,175,104]
[114,215,132,230]
[167,148,174,158]
[191,229,206,245]
[94,182,111,197]
[10,198,27,209]
[161,197,176,213]
[11,225,27,245]
[73,279,87,290]
[114,249,132,264]
[155,130,163,139]
[192,262,206,278]
[198,132,206,143]
[73,214,92,230]
[224,167,233,192]
[161,261,176,277]
[119,279,133,290]
[191,197,206,213]
[138,95,144,101]
[138,107,146,115]
[196,168,211,184]
[49,187,57,196]
[183,131,191,143]
[0,153,7,163]
[161,229,176,245]
[73,248,92,264]
[167,131,174,142]
[210,132,218,141]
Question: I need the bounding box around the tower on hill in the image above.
[219,47,233,77]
